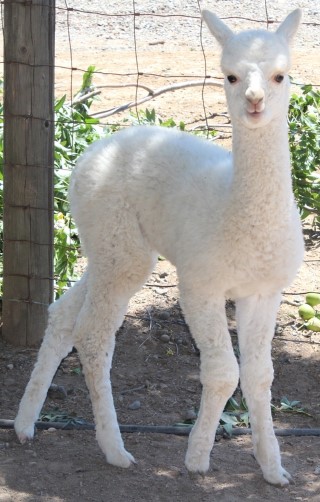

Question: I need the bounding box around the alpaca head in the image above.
[202,9,302,129]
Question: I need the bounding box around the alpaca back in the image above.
[70,126,233,265]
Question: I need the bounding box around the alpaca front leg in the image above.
[236,293,291,486]
[181,295,239,473]
[15,276,87,443]
[185,348,239,473]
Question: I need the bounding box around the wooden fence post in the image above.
[2,0,55,346]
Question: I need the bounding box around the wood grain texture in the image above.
[3,0,55,346]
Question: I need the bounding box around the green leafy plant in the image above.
[289,84,320,224]
[71,366,82,375]
[129,107,185,130]
[175,395,310,434]
[40,408,88,426]
[271,397,312,417]
[53,67,109,296]
[175,397,249,434]
[220,396,250,435]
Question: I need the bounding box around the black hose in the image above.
[1,419,320,437]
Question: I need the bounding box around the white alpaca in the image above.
[14,10,304,486]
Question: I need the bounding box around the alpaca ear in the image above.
[202,10,233,46]
[276,9,302,44]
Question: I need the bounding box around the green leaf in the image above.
[55,95,66,112]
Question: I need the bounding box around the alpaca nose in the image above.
[245,87,265,105]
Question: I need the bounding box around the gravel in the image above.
[56,0,320,48]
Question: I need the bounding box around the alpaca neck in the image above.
[230,117,294,219]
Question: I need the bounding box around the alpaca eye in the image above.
[274,74,284,83]
[227,75,237,84]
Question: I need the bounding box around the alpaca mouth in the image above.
[247,110,263,119]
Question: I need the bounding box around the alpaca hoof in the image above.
[14,420,35,444]
[185,450,210,474]
[106,448,136,469]
[263,466,292,486]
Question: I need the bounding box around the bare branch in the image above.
[90,79,224,119]
[96,83,155,95]
[71,90,101,106]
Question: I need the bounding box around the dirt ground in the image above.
[1,5,320,502]
[54,43,320,138]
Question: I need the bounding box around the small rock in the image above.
[314,465,320,475]
[47,383,68,400]
[154,288,168,295]
[128,400,141,410]
[185,409,197,421]
[160,334,170,343]
[47,427,57,433]
[159,310,171,320]
[6,363,14,370]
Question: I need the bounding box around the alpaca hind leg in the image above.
[236,293,290,486]
[14,274,87,443]
[75,302,133,468]
[74,254,157,468]
[180,291,239,473]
